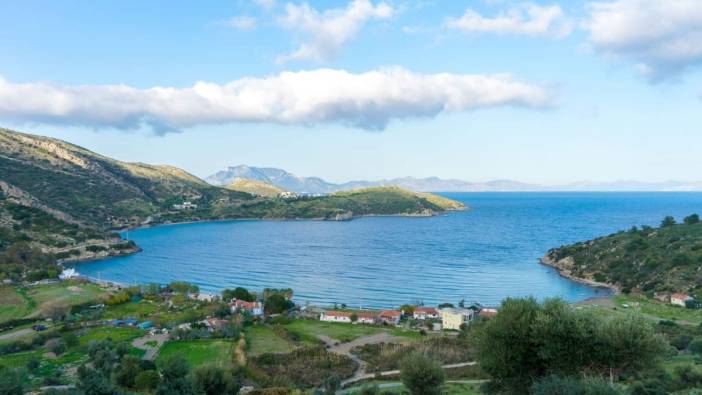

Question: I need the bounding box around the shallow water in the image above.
[74,192,702,308]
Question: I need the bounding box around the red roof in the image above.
[379,310,401,318]
[414,307,437,314]
[230,300,261,310]
[671,293,691,300]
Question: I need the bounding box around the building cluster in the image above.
[229,299,264,316]
[172,201,198,210]
[670,293,693,307]
[319,304,498,330]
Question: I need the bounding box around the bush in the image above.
[531,375,624,395]
[46,338,67,355]
[688,338,702,354]
[0,367,24,395]
[399,353,445,395]
[26,357,40,372]
[191,365,240,395]
[134,370,159,391]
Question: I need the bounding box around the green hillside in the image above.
[224,178,283,197]
[0,128,464,279]
[543,215,702,297]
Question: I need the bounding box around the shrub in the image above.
[688,338,702,354]
[0,367,25,395]
[134,370,159,391]
[399,353,445,395]
[46,338,66,355]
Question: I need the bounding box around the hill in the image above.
[225,178,283,197]
[0,128,464,277]
[542,215,702,297]
[206,165,542,193]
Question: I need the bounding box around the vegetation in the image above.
[544,215,702,296]
[248,347,356,389]
[475,297,666,392]
[351,336,473,372]
[156,340,233,368]
[399,352,445,395]
[225,178,283,197]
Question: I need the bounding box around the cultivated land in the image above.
[156,339,234,367]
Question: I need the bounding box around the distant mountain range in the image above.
[206,165,702,194]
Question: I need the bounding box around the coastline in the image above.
[539,253,620,295]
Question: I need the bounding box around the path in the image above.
[340,361,477,387]
[337,379,487,394]
[0,328,34,342]
[132,333,169,360]
[316,332,409,386]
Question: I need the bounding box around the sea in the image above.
[73,192,702,309]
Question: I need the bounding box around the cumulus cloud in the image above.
[446,3,572,38]
[0,68,552,133]
[253,0,276,9]
[276,0,393,63]
[586,0,702,80]
[224,15,257,31]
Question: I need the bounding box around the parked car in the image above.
[32,325,48,331]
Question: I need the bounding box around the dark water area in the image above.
[74,192,702,308]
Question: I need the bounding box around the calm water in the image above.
[74,193,702,308]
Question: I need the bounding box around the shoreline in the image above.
[539,254,620,295]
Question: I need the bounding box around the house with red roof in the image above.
[230,299,264,316]
[413,307,439,320]
[320,311,378,324]
[379,310,402,325]
[670,293,693,307]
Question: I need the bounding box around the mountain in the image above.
[542,215,702,296]
[225,178,283,197]
[206,165,543,193]
[0,127,464,276]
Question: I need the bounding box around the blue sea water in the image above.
[74,192,702,308]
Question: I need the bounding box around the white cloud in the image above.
[0,68,552,133]
[253,0,276,9]
[586,0,702,80]
[224,15,257,31]
[446,3,572,38]
[276,0,393,63]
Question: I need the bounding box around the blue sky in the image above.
[0,0,701,183]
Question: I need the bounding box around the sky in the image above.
[0,0,701,184]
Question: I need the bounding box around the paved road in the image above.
[132,333,169,360]
[0,328,34,342]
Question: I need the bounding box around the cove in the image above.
[74,192,702,308]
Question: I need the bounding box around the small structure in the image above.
[203,318,228,331]
[413,307,439,320]
[319,311,378,324]
[440,308,475,330]
[478,308,498,319]
[379,310,402,325]
[190,293,216,302]
[59,268,79,280]
[173,201,198,210]
[230,299,264,316]
[278,191,297,199]
[671,293,693,307]
[137,321,154,330]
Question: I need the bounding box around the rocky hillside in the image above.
[542,215,702,297]
[225,178,283,197]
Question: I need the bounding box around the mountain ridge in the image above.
[207,165,702,193]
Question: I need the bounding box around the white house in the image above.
[230,299,264,316]
[440,308,475,330]
[671,293,692,307]
[413,307,439,320]
[320,311,378,324]
[378,310,402,325]
[173,201,198,210]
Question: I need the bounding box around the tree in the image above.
[77,365,116,395]
[134,370,159,392]
[265,294,293,314]
[399,353,445,395]
[322,374,341,395]
[113,355,141,388]
[0,367,24,395]
[400,304,415,315]
[222,287,254,302]
[62,332,79,347]
[475,297,666,392]
[26,357,40,372]
[350,313,358,323]
[46,338,66,356]
[40,300,70,321]
[531,375,624,395]
[191,365,240,395]
[688,338,702,355]
[661,216,676,227]
[156,355,194,395]
[683,214,700,225]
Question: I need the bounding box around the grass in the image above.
[24,281,106,319]
[245,325,296,356]
[102,300,159,319]
[0,286,33,324]
[346,381,484,394]
[78,326,144,345]
[613,295,702,325]
[284,319,385,343]
[156,339,233,368]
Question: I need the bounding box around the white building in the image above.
[671,293,692,307]
[173,201,198,210]
[440,308,475,330]
[230,299,264,316]
[320,311,378,324]
[413,307,439,320]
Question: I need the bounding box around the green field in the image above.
[77,326,144,345]
[284,319,385,343]
[0,286,32,323]
[245,326,296,356]
[613,295,702,325]
[156,339,233,368]
[101,300,159,319]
